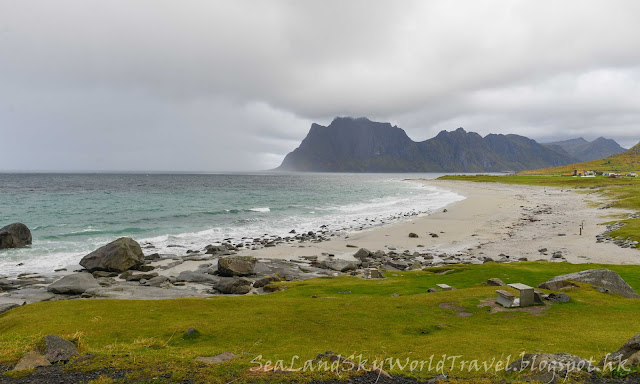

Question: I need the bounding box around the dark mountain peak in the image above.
[277,117,578,172]
[435,127,482,142]
[328,116,396,131]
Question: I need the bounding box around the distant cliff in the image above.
[277,117,580,172]
[543,137,626,162]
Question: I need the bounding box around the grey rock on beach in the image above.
[47,273,100,295]
[0,222,32,249]
[79,237,145,272]
[217,256,257,277]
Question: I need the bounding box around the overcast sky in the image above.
[1,1,639,171]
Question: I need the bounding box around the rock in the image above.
[319,259,359,272]
[176,271,219,284]
[13,351,50,371]
[217,256,257,277]
[195,352,238,364]
[600,332,640,366]
[92,271,118,278]
[486,278,506,286]
[538,248,548,253]
[146,275,169,287]
[133,264,155,272]
[254,276,279,288]
[126,272,159,282]
[386,260,410,270]
[408,232,419,238]
[537,269,639,298]
[263,284,283,293]
[0,303,20,314]
[47,273,100,295]
[546,293,571,303]
[0,223,32,249]
[204,245,228,254]
[37,335,78,363]
[213,277,252,294]
[182,328,201,340]
[84,285,208,300]
[427,288,438,293]
[353,248,371,260]
[79,237,145,272]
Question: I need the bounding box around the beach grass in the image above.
[2,261,640,382]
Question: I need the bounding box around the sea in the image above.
[0,173,465,276]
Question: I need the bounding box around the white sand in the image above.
[238,180,640,265]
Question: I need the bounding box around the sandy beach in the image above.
[238,180,640,265]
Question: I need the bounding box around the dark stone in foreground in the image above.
[0,223,32,249]
[37,335,78,363]
[80,237,145,272]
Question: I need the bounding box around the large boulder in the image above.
[213,277,252,294]
[47,272,100,294]
[600,332,640,366]
[217,256,257,277]
[0,223,32,249]
[80,237,145,272]
[537,269,639,298]
[353,248,371,261]
[319,259,359,272]
[37,335,78,363]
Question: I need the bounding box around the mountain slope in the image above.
[543,137,626,162]
[520,141,640,175]
[277,117,578,172]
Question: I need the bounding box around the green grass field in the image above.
[2,262,640,383]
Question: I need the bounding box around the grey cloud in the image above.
[1,0,639,171]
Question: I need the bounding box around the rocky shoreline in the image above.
[1,229,516,308]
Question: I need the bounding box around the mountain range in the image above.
[521,141,640,175]
[277,117,626,173]
[542,137,626,162]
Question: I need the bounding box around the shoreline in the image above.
[237,179,640,265]
[2,179,639,306]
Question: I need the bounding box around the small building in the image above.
[627,173,637,177]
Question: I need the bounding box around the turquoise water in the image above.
[0,173,463,275]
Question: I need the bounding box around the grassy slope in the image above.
[2,262,640,383]
[519,141,640,175]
